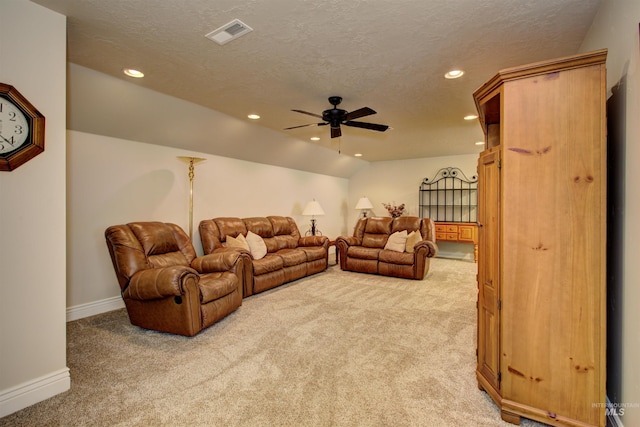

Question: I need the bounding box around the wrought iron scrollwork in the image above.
[421,167,477,185]
[420,167,478,222]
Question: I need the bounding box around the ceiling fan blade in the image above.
[291,109,323,119]
[344,107,376,121]
[331,126,342,138]
[283,122,326,130]
[344,121,389,132]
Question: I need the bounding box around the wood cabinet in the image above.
[474,49,607,427]
[435,222,477,261]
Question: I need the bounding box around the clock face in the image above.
[0,83,45,171]
[0,97,30,156]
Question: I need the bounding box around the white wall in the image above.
[348,153,480,261]
[0,0,69,417]
[66,130,348,316]
[580,0,640,424]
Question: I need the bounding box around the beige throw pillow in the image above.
[246,230,267,260]
[384,230,408,252]
[405,230,423,253]
[225,234,249,251]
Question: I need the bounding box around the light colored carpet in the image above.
[1,258,545,427]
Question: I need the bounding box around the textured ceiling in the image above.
[33,0,602,167]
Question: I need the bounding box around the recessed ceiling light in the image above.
[123,69,144,78]
[354,153,363,157]
[247,114,260,120]
[464,114,478,120]
[445,70,464,79]
[475,141,485,146]
[310,137,320,141]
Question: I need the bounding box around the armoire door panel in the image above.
[476,148,501,393]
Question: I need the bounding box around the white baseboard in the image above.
[0,368,70,418]
[66,296,124,322]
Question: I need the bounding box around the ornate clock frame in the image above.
[0,83,45,171]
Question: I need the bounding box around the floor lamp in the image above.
[177,156,206,239]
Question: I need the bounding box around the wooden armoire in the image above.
[474,49,607,427]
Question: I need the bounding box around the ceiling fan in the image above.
[284,96,389,138]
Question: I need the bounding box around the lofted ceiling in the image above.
[33,0,601,169]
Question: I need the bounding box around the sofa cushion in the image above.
[130,222,179,256]
[244,217,275,238]
[276,248,307,267]
[214,218,247,242]
[379,249,414,265]
[198,271,238,304]
[299,246,326,262]
[268,216,293,236]
[405,230,422,253]
[262,237,278,254]
[273,234,298,251]
[384,230,408,252]
[362,233,389,248]
[246,231,267,260]
[362,217,393,248]
[365,217,394,234]
[347,246,381,260]
[148,252,191,269]
[392,216,421,234]
[128,223,194,268]
[252,254,284,275]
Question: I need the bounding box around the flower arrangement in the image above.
[382,202,405,218]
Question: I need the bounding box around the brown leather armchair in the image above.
[105,222,247,336]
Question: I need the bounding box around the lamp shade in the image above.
[355,197,373,210]
[302,199,325,216]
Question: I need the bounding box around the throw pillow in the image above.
[246,230,268,260]
[225,234,249,251]
[405,230,423,253]
[384,230,408,253]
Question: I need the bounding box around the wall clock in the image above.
[0,83,45,171]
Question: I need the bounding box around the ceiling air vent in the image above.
[205,19,253,45]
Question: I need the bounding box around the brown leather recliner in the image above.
[335,216,438,280]
[105,222,247,336]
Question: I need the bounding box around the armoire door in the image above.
[476,148,501,394]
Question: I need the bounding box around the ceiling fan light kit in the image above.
[285,96,389,139]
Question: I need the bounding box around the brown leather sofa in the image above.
[199,216,329,297]
[105,222,246,336]
[335,216,438,280]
